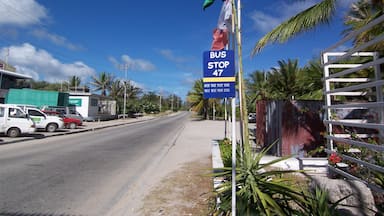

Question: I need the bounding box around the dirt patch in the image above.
[138,157,215,216]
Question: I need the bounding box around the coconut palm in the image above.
[253,0,337,55]
[246,70,270,112]
[90,72,113,96]
[187,79,209,119]
[109,80,124,113]
[344,0,384,51]
[125,81,142,100]
[296,59,324,100]
[69,76,81,88]
[252,0,384,55]
[268,59,301,100]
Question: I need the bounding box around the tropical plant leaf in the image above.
[252,0,336,55]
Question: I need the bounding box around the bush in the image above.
[219,138,232,167]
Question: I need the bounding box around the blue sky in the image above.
[0,0,356,99]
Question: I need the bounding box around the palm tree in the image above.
[344,0,384,51]
[268,59,300,100]
[90,72,113,96]
[296,59,324,100]
[252,0,384,55]
[246,70,270,113]
[125,81,142,100]
[68,76,81,89]
[253,0,337,55]
[109,80,124,113]
[187,79,209,119]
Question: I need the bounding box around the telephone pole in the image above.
[120,64,128,119]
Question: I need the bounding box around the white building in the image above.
[69,92,116,121]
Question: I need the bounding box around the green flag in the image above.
[203,0,214,10]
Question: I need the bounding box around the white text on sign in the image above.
[210,51,227,58]
[208,61,230,77]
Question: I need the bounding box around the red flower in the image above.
[329,153,342,165]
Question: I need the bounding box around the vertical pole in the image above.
[231,97,236,216]
[120,64,128,119]
[373,52,384,143]
[171,94,174,111]
[232,0,249,152]
[159,94,162,112]
[225,98,228,138]
[123,81,127,119]
[213,101,216,120]
[323,53,333,150]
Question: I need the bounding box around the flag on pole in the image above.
[217,0,232,31]
[210,0,232,50]
[203,0,215,10]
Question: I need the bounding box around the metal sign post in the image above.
[203,49,236,215]
[203,50,236,99]
[231,97,236,216]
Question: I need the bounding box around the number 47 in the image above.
[212,69,223,76]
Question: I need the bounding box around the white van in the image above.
[8,104,65,132]
[24,107,64,132]
[0,104,36,137]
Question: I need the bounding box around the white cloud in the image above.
[159,49,189,63]
[0,0,48,26]
[181,73,196,86]
[0,43,95,82]
[30,29,84,51]
[109,55,156,72]
[250,11,281,33]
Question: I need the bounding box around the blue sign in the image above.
[203,50,236,98]
[203,50,235,77]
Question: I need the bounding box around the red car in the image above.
[42,110,82,129]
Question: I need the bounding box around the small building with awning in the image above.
[0,61,32,103]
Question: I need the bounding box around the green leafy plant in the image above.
[212,142,305,215]
[296,186,352,216]
[219,138,232,167]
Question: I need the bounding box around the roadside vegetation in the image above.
[29,74,186,115]
[188,0,384,215]
[214,141,355,215]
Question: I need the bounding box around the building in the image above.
[69,91,117,121]
[0,61,32,103]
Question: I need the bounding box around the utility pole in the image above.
[120,64,128,119]
[171,94,174,111]
[159,94,162,112]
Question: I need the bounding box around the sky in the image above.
[0,0,357,99]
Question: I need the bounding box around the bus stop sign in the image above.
[203,50,236,98]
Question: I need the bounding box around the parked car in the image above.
[0,104,36,137]
[41,105,83,124]
[42,110,82,129]
[8,105,65,132]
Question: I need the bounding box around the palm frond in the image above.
[252,0,336,55]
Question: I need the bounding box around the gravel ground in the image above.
[107,117,226,216]
[138,157,215,216]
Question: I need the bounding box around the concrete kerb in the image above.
[0,116,156,145]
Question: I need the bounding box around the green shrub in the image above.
[219,138,232,167]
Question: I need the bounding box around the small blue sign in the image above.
[203,82,236,98]
[203,50,236,98]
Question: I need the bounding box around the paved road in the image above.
[0,112,190,215]
[0,115,155,145]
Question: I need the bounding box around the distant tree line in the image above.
[29,72,185,115]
